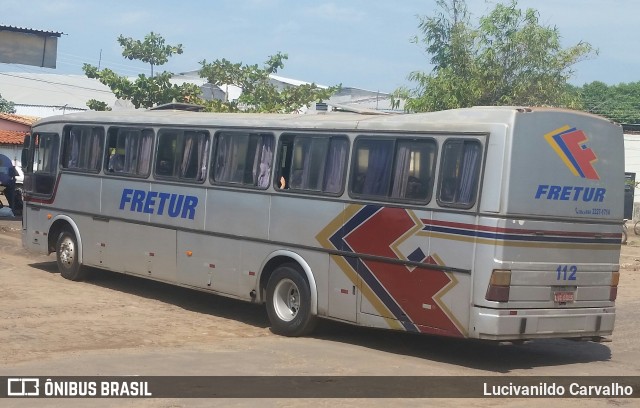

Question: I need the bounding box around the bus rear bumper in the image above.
[470,306,615,341]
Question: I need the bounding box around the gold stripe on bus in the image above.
[429,253,468,337]
[389,209,424,262]
[544,125,580,177]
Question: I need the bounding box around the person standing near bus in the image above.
[4,163,17,211]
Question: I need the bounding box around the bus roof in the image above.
[32,106,615,133]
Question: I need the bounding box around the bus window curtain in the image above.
[124,132,140,174]
[138,131,153,175]
[88,128,101,171]
[391,143,411,198]
[254,135,273,188]
[180,133,194,178]
[67,128,80,168]
[197,136,208,182]
[290,138,310,189]
[215,134,238,183]
[456,142,480,205]
[41,136,59,174]
[361,140,393,196]
[323,138,348,194]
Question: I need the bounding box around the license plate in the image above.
[554,291,575,303]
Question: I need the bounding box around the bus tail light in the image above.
[610,271,620,301]
[486,269,511,302]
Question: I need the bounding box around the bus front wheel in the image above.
[56,230,86,281]
[266,264,317,337]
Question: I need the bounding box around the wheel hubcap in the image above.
[59,237,75,267]
[273,278,300,322]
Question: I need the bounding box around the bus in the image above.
[21,106,624,342]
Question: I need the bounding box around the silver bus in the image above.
[21,106,624,341]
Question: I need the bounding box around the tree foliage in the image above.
[84,34,338,113]
[395,0,595,112]
[83,32,200,110]
[0,93,16,114]
[86,99,112,112]
[118,32,183,77]
[199,52,339,113]
[580,81,640,124]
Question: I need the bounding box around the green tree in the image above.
[83,32,201,110]
[199,52,340,113]
[580,81,640,124]
[85,99,112,112]
[0,93,16,114]
[395,0,595,112]
[117,32,183,77]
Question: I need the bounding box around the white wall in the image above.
[0,145,22,168]
[625,134,640,201]
[14,105,84,118]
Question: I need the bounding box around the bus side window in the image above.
[350,137,435,203]
[178,131,209,182]
[276,134,348,194]
[212,132,274,188]
[106,128,153,177]
[351,139,394,198]
[437,139,482,208]
[277,138,294,189]
[390,139,436,202]
[62,126,104,172]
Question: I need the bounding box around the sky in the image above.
[1,0,639,93]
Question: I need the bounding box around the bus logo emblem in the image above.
[544,126,599,180]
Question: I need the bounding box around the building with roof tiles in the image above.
[0,112,38,169]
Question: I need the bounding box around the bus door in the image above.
[22,132,60,247]
[22,133,60,196]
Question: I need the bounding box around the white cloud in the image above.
[304,3,366,23]
[114,10,152,26]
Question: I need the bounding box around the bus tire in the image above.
[266,264,317,337]
[55,230,86,281]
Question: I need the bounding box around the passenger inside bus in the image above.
[108,150,125,172]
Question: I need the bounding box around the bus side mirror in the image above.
[21,148,28,171]
[21,134,31,171]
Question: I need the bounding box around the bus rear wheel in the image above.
[56,230,86,281]
[266,264,317,337]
